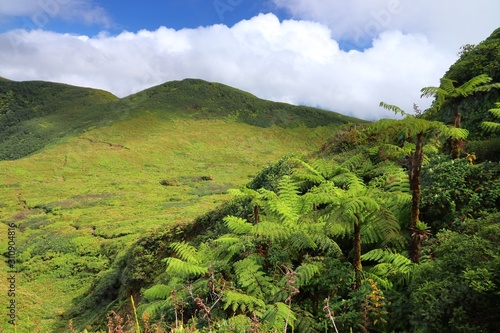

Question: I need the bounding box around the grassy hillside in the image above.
[0,78,363,332]
[0,80,119,160]
[0,78,361,161]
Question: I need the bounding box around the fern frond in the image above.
[213,234,248,260]
[458,74,491,94]
[489,102,500,117]
[143,284,171,301]
[289,232,317,251]
[420,85,440,98]
[138,299,171,319]
[164,257,208,278]
[361,207,400,245]
[379,101,409,116]
[170,241,201,264]
[291,158,327,186]
[262,302,296,331]
[362,248,415,286]
[225,216,253,235]
[295,263,321,288]
[223,289,266,313]
[439,77,458,95]
[253,221,292,243]
[443,126,469,139]
[234,257,273,298]
[340,153,371,173]
[481,121,500,132]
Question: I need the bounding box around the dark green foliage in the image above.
[424,28,500,139]
[319,123,368,155]
[466,137,500,162]
[420,156,500,230]
[0,80,118,160]
[408,215,500,333]
[247,154,300,192]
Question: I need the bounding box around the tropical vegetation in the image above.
[1,27,500,333]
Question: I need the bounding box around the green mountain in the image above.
[0,78,363,332]
[0,78,360,161]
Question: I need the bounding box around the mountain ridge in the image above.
[0,77,363,160]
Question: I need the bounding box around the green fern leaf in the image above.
[295,263,321,288]
[223,290,266,313]
[143,284,171,301]
[234,257,273,298]
[262,302,296,331]
[164,257,208,277]
[170,241,201,264]
[225,216,253,235]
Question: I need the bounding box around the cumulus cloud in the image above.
[0,0,112,28]
[271,0,500,52]
[0,13,467,120]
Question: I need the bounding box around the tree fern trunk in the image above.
[354,221,362,289]
[451,111,462,159]
[253,205,260,224]
[409,131,423,263]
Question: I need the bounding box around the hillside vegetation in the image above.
[0,78,360,161]
[1,27,500,333]
[48,28,499,333]
[0,78,361,332]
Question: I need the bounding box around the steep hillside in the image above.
[0,80,119,159]
[423,27,500,140]
[0,78,362,161]
[0,79,362,332]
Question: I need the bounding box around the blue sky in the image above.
[1,0,289,39]
[1,0,499,119]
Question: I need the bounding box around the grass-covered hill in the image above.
[0,79,119,160]
[0,78,363,332]
[0,78,361,161]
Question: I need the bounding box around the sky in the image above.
[0,1,499,120]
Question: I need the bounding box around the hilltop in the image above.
[0,78,362,160]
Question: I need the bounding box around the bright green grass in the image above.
[0,113,337,332]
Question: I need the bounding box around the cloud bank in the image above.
[1,1,499,119]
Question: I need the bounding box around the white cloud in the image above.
[0,0,112,28]
[0,13,472,120]
[271,0,500,52]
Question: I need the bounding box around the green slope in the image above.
[0,80,119,160]
[0,78,363,332]
[0,78,362,161]
[423,27,500,140]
